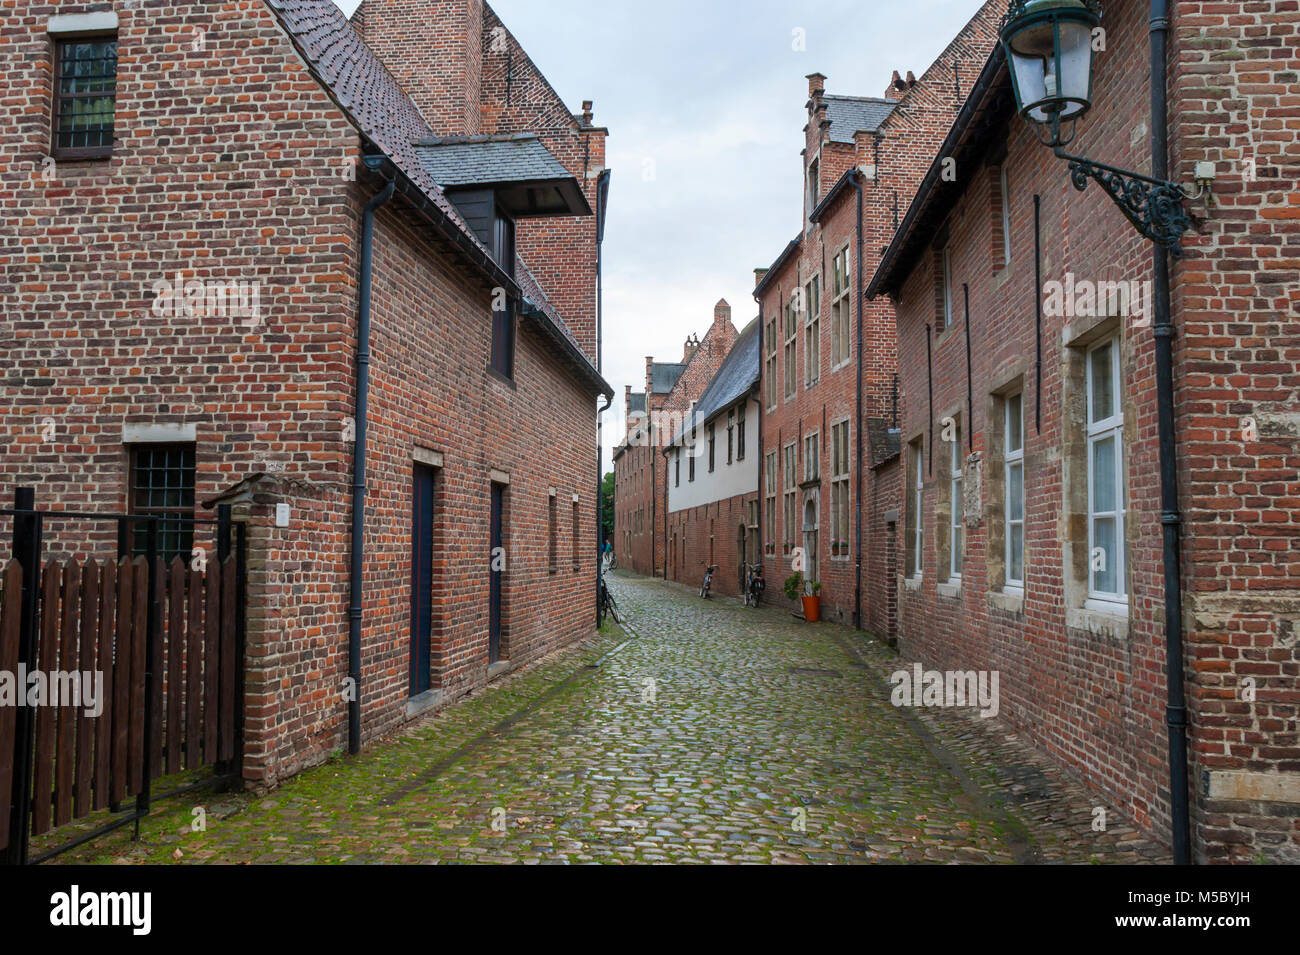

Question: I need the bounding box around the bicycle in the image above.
[598,572,620,627]
[743,562,766,607]
[699,564,718,599]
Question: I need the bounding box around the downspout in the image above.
[754,295,764,580]
[595,169,612,628]
[1150,0,1190,865]
[852,172,864,630]
[349,179,395,755]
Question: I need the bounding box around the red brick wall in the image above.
[887,0,1299,863]
[666,492,759,599]
[0,0,600,789]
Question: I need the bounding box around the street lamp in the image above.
[1000,0,1191,255]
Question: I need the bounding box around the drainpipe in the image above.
[1149,0,1190,865]
[348,179,395,755]
[594,169,612,627]
[852,171,864,631]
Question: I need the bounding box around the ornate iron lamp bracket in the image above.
[1052,146,1190,257]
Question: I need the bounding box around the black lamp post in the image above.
[1001,0,1191,255]
[1001,0,1193,865]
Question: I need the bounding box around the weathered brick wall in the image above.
[666,492,759,599]
[887,0,1299,863]
[1,0,601,789]
[613,441,656,577]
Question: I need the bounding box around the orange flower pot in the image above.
[801,595,820,622]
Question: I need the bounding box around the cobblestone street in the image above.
[52,572,1167,864]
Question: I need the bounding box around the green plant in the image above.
[783,571,804,601]
[810,579,821,596]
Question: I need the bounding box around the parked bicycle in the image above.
[597,571,619,627]
[743,562,766,607]
[699,564,718,599]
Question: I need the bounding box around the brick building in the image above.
[664,320,761,597]
[754,3,1001,630]
[613,299,738,576]
[0,0,611,788]
[868,0,1299,862]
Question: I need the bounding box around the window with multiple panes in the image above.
[548,493,557,574]
[782,443,797,552]
[765,450,777,551]
[807,157,820,216]
[783,297,798,399]
[940,245,954,331]
[674,450,680,487]
[736,405,746,460]
[128,444,196,562]
[830,248,851,368]
[950,420,963,579]
[1087,338,1126,605]
[1005,392,1025,589]
[804,432,819,483]
[52,37,118,160]
[1000,166,1012,267]
[765,316,778,410]
[908,441,924,578]
[707,423,716,473]
[688,433,696,482]
[489,210,517,379]
[830,421,850,558]
[804,276,820,386]
[726,411,734,464]
[572,501,580,572]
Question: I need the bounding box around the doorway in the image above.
[410,463,435,696]
[489,482,505,664]
[802,496,819,586]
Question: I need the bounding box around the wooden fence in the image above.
[0,553,239,855]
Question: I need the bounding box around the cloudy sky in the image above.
[333,0,988,472]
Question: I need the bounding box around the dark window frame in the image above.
[127,442,196,562]
[51,34,118,161]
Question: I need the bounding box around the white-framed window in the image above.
[783,442,797,553]
[830,247,851,369]
[765,449,777,552]
[909,441,924,579]
[830,420,850,559]
[804,276,820,386]
[1000,166,1012,266]
[1086,338,1126,607]
[764,315,778,410]
[804,431,819,483]
[784,296,798,399]
[1005,392,1025,590]
[950,421,963,580]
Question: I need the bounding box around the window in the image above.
[674,450,680,487]
[52,37,118,159]
[765,316,778,410]
[128,444,195,562]
[764,450,777,553]
[1000,166,1012,267]
[907,441,924,579]
[736,405,746,461]
[1087,338,1126,605]
[830,421,850,559]
[489,211,517,378]
[783,297,798,399]
[807,157,820,216]
[707,423,716,473]
[726,411,734,464]
[830,248,851,368]
[939,246,954,331]
[1005,393,1025,589]
[950,421,963,579]
[804,276,821,386]
[548,493,557,574]
[782,443,797,553]
[804,432,819,483]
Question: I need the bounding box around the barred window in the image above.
[53,38,117,159]
[128,444,195,562]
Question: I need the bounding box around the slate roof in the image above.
[414,134,572,187]
[650,363,686,395]
[670,319,760,445]
[261,0,608,396]
[824,96,897,143]
[627,392,646,415]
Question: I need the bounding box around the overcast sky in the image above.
[332,0,987,473]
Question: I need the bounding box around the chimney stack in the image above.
[806,72,826,98]
[713,298,732,326]
[682,334,700,364]
[580,99,594,126]
[754,268,769,288]
[884,69,916,102]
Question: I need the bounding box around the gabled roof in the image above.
[824,95,897,143]
[413,133,592,217]
[753,235,803,298]
[650,362,686,394]
[668,319,760,446]
[262,0,610,397]
[867,45,1013,300]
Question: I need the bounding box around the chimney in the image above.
[754,268,769,288]
[806,72,826,98]
[580,99,594,126]
[356,0,485,135]
[884,69,908,102]
[682,334,700,364]
[624,384,632,412]
[645,356,654,396]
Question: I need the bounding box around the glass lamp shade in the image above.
[1001,0,1100,125]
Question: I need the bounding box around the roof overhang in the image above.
[753,236,803,299]
[414,134,593,218]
